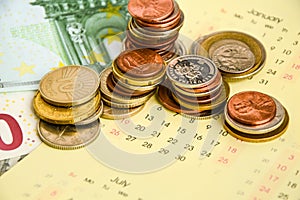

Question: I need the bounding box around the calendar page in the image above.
[0,0,300,199]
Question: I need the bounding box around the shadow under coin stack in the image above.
[190,31,266,81]
[32,65,103,150]
[100,48,166,119]
[223,91,289,142]
[125,0,185,62]
[158,55,230,119]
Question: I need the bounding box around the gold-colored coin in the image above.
[112,61,166,87]
[100,67,155,105]
[101,95,145,109]
[37,119,101,150]
[33,91,101,124]
[101,104,145,120]
[75,101,104,126]
[190,31,266,80]
[39,65,100,107]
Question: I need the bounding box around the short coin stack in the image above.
[223,91,289,142]
[158,55,230,119]
[100,48,166,119]
[33,65,103,149]
[190,31,266,80]
[125,0,185,62]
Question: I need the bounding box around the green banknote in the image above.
[0,0,128,92]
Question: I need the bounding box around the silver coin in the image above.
[166,55,218,88]
[210,39,255,74]
[224,97,286,135]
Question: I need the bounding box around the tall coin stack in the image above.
[33,65,103,149]
[223,91,289,142]
[125,0,185,62]
[158,55,230,119]
[100,48,166,119]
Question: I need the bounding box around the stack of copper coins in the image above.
[100,48,166,119]
[32,65,103,149]
[125,0,185,62]
[158,55,230,119]
[190,31,266,80]
[223,91,289,142]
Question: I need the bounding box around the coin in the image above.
[116,49,165,78]
[101,104,145,120]
[33,91,101,124]
[166,55,218,88]
[227,91,276,126]
[224,97,286,134]
[75,101,104,126]
[112,61,165,87]
[107,72,151,97]
[190,31,266,80]
[172,81,229,112]
[210,39,256,74]
[39,65,100,107]
[100,67,155,104]
[127,0,174,23]
[223,109,289,142]
[37,119,100,150]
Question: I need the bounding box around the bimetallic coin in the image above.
[37,119,100,150]
[116,49,165,78]
[190,31,266,80]
[101,104,145,120]
[210,39,256,74]
[227,91,276,126]
[224,97,285,135]
[39,65,100,107]
[128,0,174,23]
[166,55,218,89]
[33,91,101,125]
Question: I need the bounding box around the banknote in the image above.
[0,0,129,92]
[0,91,41,160]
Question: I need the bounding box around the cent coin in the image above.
[227,91,276,126]
[127,0,174,23]
[116,48,165,78]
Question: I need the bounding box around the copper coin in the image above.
[227,91,276,126]
[128,0,174,23]
[116,48,164,78]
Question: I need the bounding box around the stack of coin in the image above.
[32,65,103,149]
[100,48,166,119]
[190,31,266,80]
[158,55,230,119]
[223,91,289,142]
[125,0,185,62]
